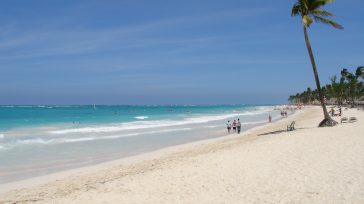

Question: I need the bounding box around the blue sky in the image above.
[0,0,363,105]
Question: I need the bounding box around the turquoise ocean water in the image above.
[0,105,285,183]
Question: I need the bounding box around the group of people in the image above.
[280,111,288,117]
[226,119,242,134]
[330,106,342,117]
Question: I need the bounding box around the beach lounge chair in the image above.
[349,117,357,123]
[287,121,295,131]
[341,117,348,123]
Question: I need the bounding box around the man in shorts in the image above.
[236,119,241,134]
[232,120,237,133]
[226,120,231,133]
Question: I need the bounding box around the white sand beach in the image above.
[1,106,364,204]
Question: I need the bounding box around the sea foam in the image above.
[1,127,193,150]
[49,108,272,135]
[135,116,149,120]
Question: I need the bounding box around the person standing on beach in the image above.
[232,120,237,133]
[339,107,342,116]
[236,119,241,134]
[268,114,272,123]
[226,120,231,133]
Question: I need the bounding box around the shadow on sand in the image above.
[258,130,287,136]
[257,127,310,136]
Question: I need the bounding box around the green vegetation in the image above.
[289,66,364,107]
[291,0,343,127]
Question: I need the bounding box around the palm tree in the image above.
[341,66,364,107]
[329,75,346,106]
[288,95,296,104]
[291,0,343,127]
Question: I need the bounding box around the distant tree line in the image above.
[288,66,364,107]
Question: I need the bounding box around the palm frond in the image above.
[291,3,301,16]
[311,9,333,17]
[356,66,364,78]
[313,16,343,29]
[291,0,343,30]
[341,68,349,77]
[309,0,326,10]
[330,75,337,83]
[302,0,309,12]
[309,0,334,10]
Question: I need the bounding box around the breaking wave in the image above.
[49,107,273,135]
[0,128,192,151]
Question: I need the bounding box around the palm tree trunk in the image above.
[303,26,337,127]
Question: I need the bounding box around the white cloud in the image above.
[0,7,275,60]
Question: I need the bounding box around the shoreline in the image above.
[0,106,300,193]
[0,106,295,186]
[3,105,362,203]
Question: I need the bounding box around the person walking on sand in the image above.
[232,120,237,133]
[226,120,231,133]
[236,119,241,134]
[268,114,272,123]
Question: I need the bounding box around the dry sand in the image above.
[1,106,364,204]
